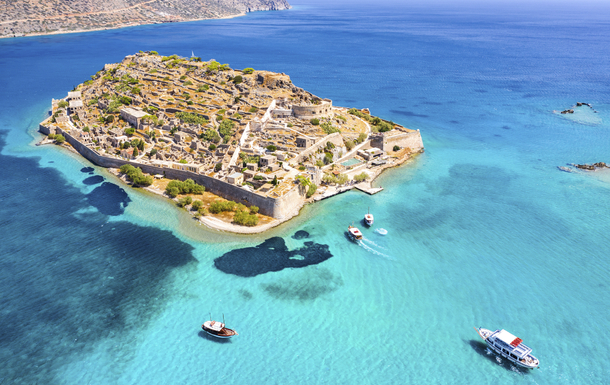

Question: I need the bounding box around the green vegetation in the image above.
[191,200,203,211]
[165,179,205,198]
[150,51,158,55]
[180,75,187,80]
[310,118,320,125]
[393,145,400,151]
[321,122,340,134]
[249,206,259,214]
[149,148,158,158]
[242,68,254,74]
[197,84,209,92]
[249,107,258,113]
[82,126,90,132]
[253,175,264,181]
[57,100,69,109]
[119,164,153,186]
[215,163,222,172]
[354,172,369,182]
[209,144,217,151]
[233,209,259,226]
[298,165,306,171]
[177,196,193,207]
[355,133,367,144]
[125,127,135,136]
[266,145,277,152]
[315,160,324,167]
[176,112,208,125]
[323,173,349,185]
[296,175,317,198]
[218,119,235,137]
[201,129,221,143]
[345,140,355,151]
[54,134,66,144]
[179,159,187,164]
[348,108,394,132]
[232,75,243,84]
[209,200,236,214]
[88,97,98,106]
[324,152,333,165]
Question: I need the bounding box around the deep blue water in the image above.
[1,1,610,383]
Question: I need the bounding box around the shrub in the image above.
[306,184,317,198]
[266,145,277,152]
[287,123,293,127]
[198,207,208,216]
[125,127,135,136]
[356,133,367,144]
[83,126,90,132]
[315,160,324,167]
[215,163,222,172]
[310,118,320,125]
[209,200,238,214]
[119,164,153,186]
[321,122,340,134]
[57,100,69,109]
[150,51,158,55]
[165,179,205,196]
[354,172,368,182]
[242,68,254,74]
[180,75,187,80]
[298,165,306,171]
[253,175,264,181]
[393,145,400,151]
[54,134,66,144]
[48,133,56,140]
[209,144,217,151]
[249,107,258,113]
[176,112,208,125]
[233,209,259,226]
[249,206,259,214]
[177,196,193,207]
[179,159,187,164]
[345,140,355,151]
[197,84,210,92]
[232,75,243,84]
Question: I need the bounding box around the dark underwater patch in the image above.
[214,236,332,277]
[86,182,130,216]
[292,230,310,240]
[261,267,343,301]
[80,167,94,173]
[83,175,104,185]
[0,132,196,384]
[389,110,429,118]
[450,120,460,124]
[502,125,511,130]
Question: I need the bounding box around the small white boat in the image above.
[364,208,374,226]
[475,327,539,369]
[202,316,238,339]
[348,225,363,241]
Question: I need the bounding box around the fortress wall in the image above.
[371,130,424,152]
[293,100,333,120]
[294,132,343,163]
[51,126,304,219]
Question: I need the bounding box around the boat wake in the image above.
[361,238,386,250]
[375,228,388,235]
[358,239,393,260]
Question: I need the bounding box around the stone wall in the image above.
[293,132,344,163]
[41,122,305,219]
[371,130,424,152]
[292,100,332,120]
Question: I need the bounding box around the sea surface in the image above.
[1,0,610,383]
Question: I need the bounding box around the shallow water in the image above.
[1,0,610,383]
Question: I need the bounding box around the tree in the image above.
[354,172,369,182]
[125,127,135,136]
[357,133,367,143]
[315,160,324,167]
[133,147,139,157]
[54,134,66,144]
[57,100,69,109]
[83,126,90,132]
[307,184,317,198]
[215,163,222,172]
[345,140,355,151]
[209,144,217,151]
[272,175,278,185]
[232,75,243,84]
[266,145,277,152]
[137,141,144,151]
[191,200,203,211]
[393,145,400,151]
[149,148,158,158]
[324,152,333,165]
[310,118,320,125]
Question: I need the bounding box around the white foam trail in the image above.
[358,240,394,260]
[375,228,388,235]
[361,238,386,250]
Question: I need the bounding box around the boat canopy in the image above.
[491,329,532,358]
[206,321,225,331]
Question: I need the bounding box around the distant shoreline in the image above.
[0,10,259,40]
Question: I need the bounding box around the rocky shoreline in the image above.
[0,0,291,39]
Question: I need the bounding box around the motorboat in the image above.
[364,208,374,226]
[202,316,238,339]
[475,327,539,369]
[348,225,363,241]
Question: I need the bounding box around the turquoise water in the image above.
[341,158,361,167]
[2,0,610,383]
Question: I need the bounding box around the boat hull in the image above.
[476,327,538,369]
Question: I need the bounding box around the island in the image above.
[39,51,424,233]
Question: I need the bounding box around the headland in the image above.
[39,51,424,233]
